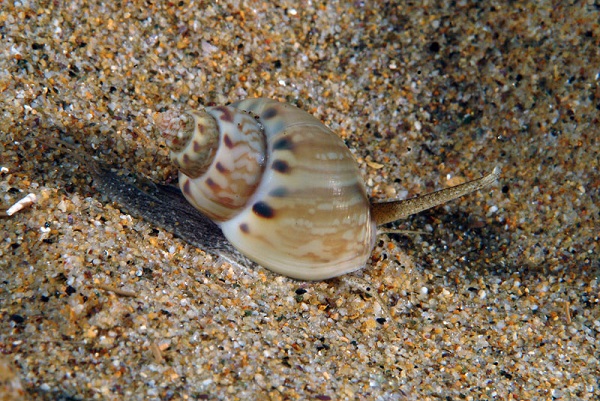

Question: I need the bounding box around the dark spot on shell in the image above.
[197,123,205,133]
[214,106,234,122]
[206,178,219,190]
[193,140,201,152]
[269,187,288,197]
[272,160,290,173]
[263,107,278,119]
[182,179,191,195]
[252,201,274,218]
[223,134,234,148]
[216,162,228,173]
[240,223,249,233]
[183,153,190,163]
[273,137,294,151]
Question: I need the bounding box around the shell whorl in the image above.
[156,110,219,178]
[157,106,267,222]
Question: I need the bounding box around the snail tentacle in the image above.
[371,166,500,227]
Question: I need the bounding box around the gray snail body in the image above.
[156,98,499,281]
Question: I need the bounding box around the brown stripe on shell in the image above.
[236,118,260,133]
[223,134,234,149]
[215,161,228,173]
[182,179,191,196]
[301,252,333,264]
[213,105,234,122]
[205,177,220,190]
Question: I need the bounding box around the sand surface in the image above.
[1,1,598,400]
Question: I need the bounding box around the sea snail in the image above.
[155,98,499,281]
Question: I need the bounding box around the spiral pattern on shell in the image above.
[156,98,377,280]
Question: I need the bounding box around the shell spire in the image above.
[156,105,268,222]
[155,110,220,178]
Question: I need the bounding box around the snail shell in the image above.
[156,98,499,281]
